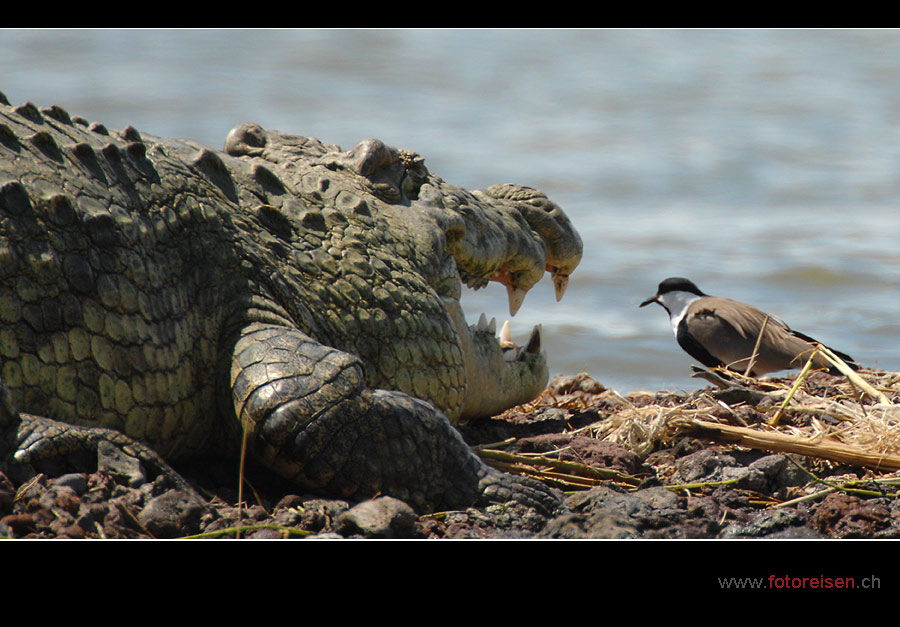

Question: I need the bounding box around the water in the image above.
[3,28,900,393]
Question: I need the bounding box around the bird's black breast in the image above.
[675,318,723,369]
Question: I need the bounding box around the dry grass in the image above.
[480,366,900,491]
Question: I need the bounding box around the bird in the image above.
[639,277,858,376]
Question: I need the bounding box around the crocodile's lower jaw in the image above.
[443,297,548,423]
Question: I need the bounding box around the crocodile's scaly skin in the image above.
[0,93,582,512]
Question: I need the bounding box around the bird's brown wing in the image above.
[686,297,823,375]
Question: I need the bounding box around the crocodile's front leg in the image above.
[231,323,558,513]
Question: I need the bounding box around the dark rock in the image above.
[1,513,37,537]
[540,508,637,539]
[242,504,269,521]
[686,494,722,521]
[761,525,822,539]
[97,441,146,488]
[812,493,892,538]
[51,473,89,495]
[39,484,81,517]
[539,486,691,539]
[247,528,283,539]
[668,449,748,486]
[274,494,305,510]
[137,490,206,538]
[672,437,708,457]
[418,501,548,539]
[720,508,821,538]
[286,498,350,533]
[744,455,808,495]
[552,373,606,394]
[50,518,85,538]
[334,496,417,538]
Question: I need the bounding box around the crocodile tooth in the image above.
[488,317,496,335]
[476,312,489,332]
[552,270,569,302]
[523,324,542,355]
[503,347,518,362]
[499,319,515,349]
[506,285,527,316]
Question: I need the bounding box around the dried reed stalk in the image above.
[474,447,642,486]
[769,346,819,426]
[818,345,890,404]
[679,418,900,471]
[743,314,770,377]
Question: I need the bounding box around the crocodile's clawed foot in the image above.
[477,468,561,517]
[10,414,206,504]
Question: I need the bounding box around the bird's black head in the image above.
[640,277,707,308]
[656,277,706,297]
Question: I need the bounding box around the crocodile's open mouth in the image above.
[456,267,544,366]
[460,269,536,317]
[443,284,548,422]
[471,312,542,363]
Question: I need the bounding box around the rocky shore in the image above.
[3,371,899,540]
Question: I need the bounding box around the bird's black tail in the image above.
[789,330,859,374]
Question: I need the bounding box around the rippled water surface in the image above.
[3,28,900,392]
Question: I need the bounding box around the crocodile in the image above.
[0,92,582,513]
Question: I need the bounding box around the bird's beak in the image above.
[639,295,658,308]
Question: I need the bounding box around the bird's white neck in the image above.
[658,291,703,336]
